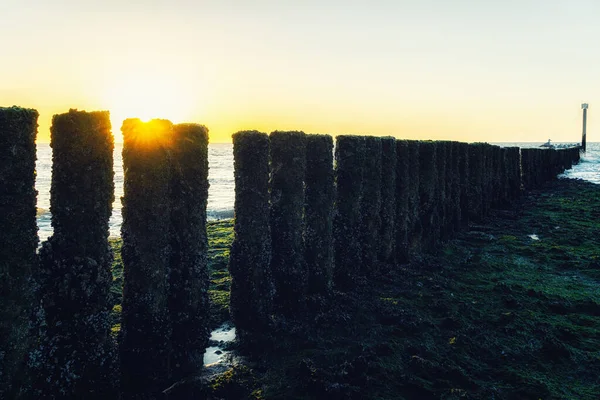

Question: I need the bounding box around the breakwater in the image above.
[0,106,581,398]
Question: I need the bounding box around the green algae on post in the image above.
[269,131,307,314]
[305,134,335,295]
[506,147,521,201]
[379,137,396,265]
[360,136,382,275]
[333,135,366,289]
[436,141,448,241]
[229,131,274,346]
[395,140,409,263]
[169,123,210,380]
[418,141,438,252]
[458,142,470,228]
[36,109,115,398]
[0,106,38,399]
[450,142,463,232]
[120,118,173,397]
[406,141,422,255]
[468,143,485,221]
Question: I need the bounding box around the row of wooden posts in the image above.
[229,133,581,345]
[0,107,581,399]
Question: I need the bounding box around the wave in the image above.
[207,209,234,220]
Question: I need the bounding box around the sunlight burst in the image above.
[103,74,195,141]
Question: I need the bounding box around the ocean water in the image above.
[35,143,234,242]
[496,142,600,184]
[34,141,599,242]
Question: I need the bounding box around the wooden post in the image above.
[229,131,274,346]
[0,107,38,398]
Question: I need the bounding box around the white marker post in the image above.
[582,103,588,152]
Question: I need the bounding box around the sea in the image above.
[34,141,600,242]
[35,143,235,242]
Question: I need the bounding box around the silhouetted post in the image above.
[169,123,210,381]
[120,118,173,398]
[481,144,493,217]
[507,147,521,200]
[406,141,422,255]
[270,131,307,314]
[450,142,461,232]
[305,135,335,295]
[468,143,484,221]
[395,140,410,264]
[229,131,274,346]
[435,141,447,242]
[418,141,438,252]
[443,141,458,235]
[36,110,115,398]
[520,148,532,190]
[458,142,470,228]
[491,145,502,206]
[582,103,588,152]
[361,136,382,275]
[379,137,396,266]
[334,135,366,289]
[0,107,38,399]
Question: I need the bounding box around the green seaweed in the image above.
[191,178,599,400]
[109,219,234,333]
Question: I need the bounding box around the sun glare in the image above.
[102,74,195,142]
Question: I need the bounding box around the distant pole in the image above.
[582,103,588,152]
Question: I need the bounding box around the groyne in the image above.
[0,106,582,398]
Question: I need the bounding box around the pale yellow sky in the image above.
[1,0,598,143]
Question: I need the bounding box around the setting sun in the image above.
[102,73,196,142]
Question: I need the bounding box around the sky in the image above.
[1,0,598,143]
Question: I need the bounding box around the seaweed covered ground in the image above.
[108,219,232,335]
[110,178,600,399]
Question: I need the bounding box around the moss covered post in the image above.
[445,142,459,235]
[406,141,422,255]
[395,140,409,263]
[435,141,447,242]
[458,142,470,228]
[229,131,274,346]
[490,145,501,207]
[120,118,173,397]
[481,144,493,217]
[36,110,114,398]
[360,136,382,275]
[418,141,438,252]
[507,147,521,200]
[0,107,38,398]
[534,149,543,188]
[379,137,396,266]
[468,143,484,222]
[520,148,531,190]
[334,135,366,289]
[498,147,509,206]
[169,123,210,381]
[305,134,335,295]
[269,131,307,314]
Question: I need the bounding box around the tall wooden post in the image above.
[582,103,588,152]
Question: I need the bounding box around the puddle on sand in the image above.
[203,323,236,366]
[528,234,540,241]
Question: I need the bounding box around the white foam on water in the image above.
[203,323,236,366]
